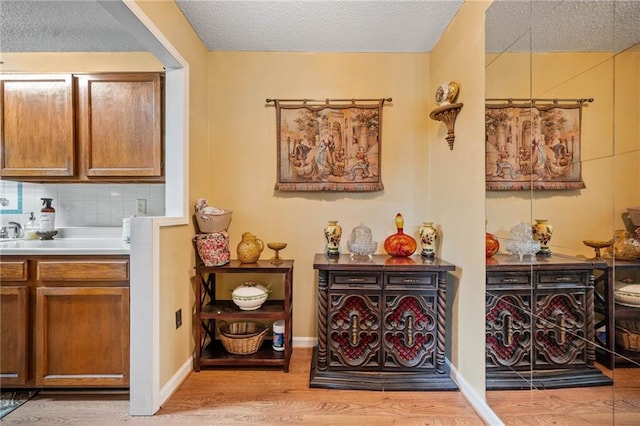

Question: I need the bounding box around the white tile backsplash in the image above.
[0,180,165,228]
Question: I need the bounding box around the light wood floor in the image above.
[3,348,639,425]
[487,365,640,425]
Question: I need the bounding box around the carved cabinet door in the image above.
[382,292,437,369]
[327,291,381,369]
[486,289,533,370]
[533,288,588,368]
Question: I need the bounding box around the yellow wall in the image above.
[208,51,431,338]
[486,51,639,256]
[0,52,163,72]
[132,0,210,389]
[614,48,640,220]
[430,0,490,396]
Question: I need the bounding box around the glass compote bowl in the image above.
[582,239,613,260]
[267,242,287,264]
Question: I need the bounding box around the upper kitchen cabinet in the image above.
[0,72,164,183]
[76,73,163,181]
[0,74,76,178]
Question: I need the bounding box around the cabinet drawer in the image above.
[0,260,28,281]
[385,273,437,290]
[537,271,587,288]
[37,260,129,282]
[487,272,532,289]
[330,272,381,290]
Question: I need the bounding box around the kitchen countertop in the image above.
[0,227,130,255]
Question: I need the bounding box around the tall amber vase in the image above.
[384,213,417,257]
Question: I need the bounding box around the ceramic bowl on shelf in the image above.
[614,280,640,308]
[231,281,269,310]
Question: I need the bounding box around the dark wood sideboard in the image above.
[310,253,457,391]
[486,253,612,390]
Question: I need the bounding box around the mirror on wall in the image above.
[485,0,640,423]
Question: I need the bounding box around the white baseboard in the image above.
[446,359,504,426]
[293,336,316,347]
[159,356,192,408]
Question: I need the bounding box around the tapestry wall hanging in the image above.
[485,99,591,191]
[269,98,390,192]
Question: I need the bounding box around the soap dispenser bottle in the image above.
[24,212,39,239]
[39,198,56,232]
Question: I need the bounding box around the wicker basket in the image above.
[217,321,268,355]
[195,210,233,233]
[615,320,640,352]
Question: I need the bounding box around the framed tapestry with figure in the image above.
[485,99,591,191]
[269,98,390,192]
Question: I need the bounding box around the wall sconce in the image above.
[430,82,463,150]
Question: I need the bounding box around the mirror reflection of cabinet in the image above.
[485,0,640,423]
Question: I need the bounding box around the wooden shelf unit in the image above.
[594,258,640,369]
[193,259,294,372]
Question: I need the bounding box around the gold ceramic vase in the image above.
[237,232,264,263]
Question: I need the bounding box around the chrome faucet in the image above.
[7,221,22,238]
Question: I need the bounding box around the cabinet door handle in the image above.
[502,278,519,283]
[347,278,365,283]
[556,313,566,345]
[350,314,359,346]
[404,315,414,347]
[554,277,573,282]
[505,314,513,346]
[403,279,420,284]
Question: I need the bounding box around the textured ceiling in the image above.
[486,0,640,54]
[173,0,463,53]
[0,0,145,52]
[0,0,638,54]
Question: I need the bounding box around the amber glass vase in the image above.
[384,213,417,257]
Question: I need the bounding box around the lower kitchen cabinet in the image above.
[0,284,29,386]
[35,286,129,387]
[486,253,613,390]
[0,256,130,389]
[310,253,457,391]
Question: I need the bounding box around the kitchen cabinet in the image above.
[594,259,640,369]
[193,258,293,372]
[0,74,76,178]
[0,256,130,388]
[310,253,457,391]
[0,72,163,182]
[0,259,30,386]
[76,73,163,180]
[486,253,612,390]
